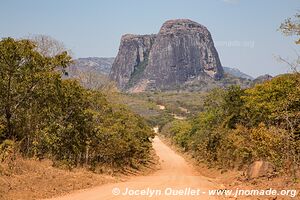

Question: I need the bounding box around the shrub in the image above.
[0,38,154,171]
[163,74,300,174]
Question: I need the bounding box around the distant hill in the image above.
[223,67,254,80]
[64,57,115,89]
[67,57,114,76]
[252,74,273,85]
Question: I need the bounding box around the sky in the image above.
[1,0,299,77]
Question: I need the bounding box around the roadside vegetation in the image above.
[160,14,300,179]
[0,37,154,174]
[161,75,300,172]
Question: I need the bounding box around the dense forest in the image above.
[0,38,154,171]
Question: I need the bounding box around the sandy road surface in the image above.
[47,137,217,200]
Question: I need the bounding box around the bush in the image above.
[0,38,154,170]
[217,124,287,168]
[170,120,192,150]
[163,74,300,174]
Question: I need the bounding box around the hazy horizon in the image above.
[1,0,300,77]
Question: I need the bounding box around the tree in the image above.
[28,34,72,57]
[222,86,245,128]
[280,12,300,44]
[279,13,300,73]
[0,38,71,141]
[0,37,154,170]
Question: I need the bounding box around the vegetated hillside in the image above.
[68,57,114,75]
[0,38,154,176]
[64,57,115,89]
[252,74,273,85]
[181,72,253,92]
[109,92,206,129]
[223,66,254,80]
[108,75,253,130]
[161,73,300,177]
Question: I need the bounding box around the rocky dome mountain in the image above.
[109,19,224,92]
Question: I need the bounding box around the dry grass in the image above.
[0,146,159,200]
[0,156,117,200]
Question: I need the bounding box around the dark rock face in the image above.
[110,19,223,92]
[109,34,156,90]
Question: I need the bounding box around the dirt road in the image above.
[47,137,217,200]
